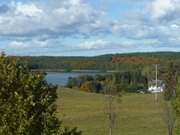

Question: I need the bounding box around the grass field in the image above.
[56,88,167,135]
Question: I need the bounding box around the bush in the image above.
[66,77,79,88]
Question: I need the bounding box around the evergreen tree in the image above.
[0,54,81,135]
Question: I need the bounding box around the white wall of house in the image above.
[148,86,164,93]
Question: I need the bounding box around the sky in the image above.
[0,0,180,56]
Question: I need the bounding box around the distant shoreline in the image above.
[31,69,119,73]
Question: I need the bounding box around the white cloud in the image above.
[0,0,104,37]
[69,0,81,5]
[9,40,48,49]
[151,0,174,19]
[171,24,179,28]
[9,41,28,49]
[15,2,43,17]
[78,40,109,49]
[150,0,180,19]
[110,0,180,47]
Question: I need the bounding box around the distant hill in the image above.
[14,52,180,70]
[98,51,180,59]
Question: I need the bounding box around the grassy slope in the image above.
[56,88,167,135]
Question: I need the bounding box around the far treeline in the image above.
[14,52,180,71]
[66,72,148,93]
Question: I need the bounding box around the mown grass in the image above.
[56,88,167,135]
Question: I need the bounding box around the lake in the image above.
[45,72,103,86]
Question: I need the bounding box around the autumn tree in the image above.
[80,81,92,92]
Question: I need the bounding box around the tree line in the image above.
[13,52,180,71]
[66,71,148,93]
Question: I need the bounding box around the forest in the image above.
[14,52,180,71]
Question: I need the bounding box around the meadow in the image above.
[56,88,167,135]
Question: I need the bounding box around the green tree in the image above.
[66,77,78,88]
[164,62,177,100]
[0,54,81,135]
[173,77,180,135]
[162,62,177,135]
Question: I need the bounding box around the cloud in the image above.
[0,0,106,38]
[151,0,174,19]
[116,0,150,2]
[149,0,180,20]
[78,39,110,50]
[9,40,48,49]
[15,2,43,17]
[9,41,29,49]
[110,0,180,49]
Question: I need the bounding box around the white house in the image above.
[148,80,165,93]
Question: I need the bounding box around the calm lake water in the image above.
[45,72,103,86]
